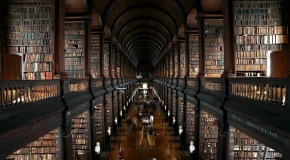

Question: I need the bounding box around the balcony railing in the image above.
[0,77,137,109]
[68,78,89,93]
[159,77,289,108]
[228,78,289,106]
[0,80,60,108]
[200,78,225,95]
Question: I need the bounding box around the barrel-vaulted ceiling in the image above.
[93,0,196,67]
[64,0,224,67]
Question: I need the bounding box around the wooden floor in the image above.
[100,105,189,160]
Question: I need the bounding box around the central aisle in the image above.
[100,105,188,160]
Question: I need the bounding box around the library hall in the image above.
[1,0,290,160]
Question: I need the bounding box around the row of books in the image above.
[236,35,288,45]
[235,26,287,35]
[6,39,52,46]
[23,62,52,72]
[6,20,53,26]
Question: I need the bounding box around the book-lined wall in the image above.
[199,110,218,159]
[189,34,199,77]
[229,126,283,159]
[179,42,186,77]
[106,98,113,130]
[169,51,173,77]
[94,102,104,144]
[113,91,118,122]
[111,47,116,78]
[103,43,110,77]
[204,19,224,78]
[167,89,172,116]
[64,21,85,78]
[234,0,288,77]
[172,91,177,124]
[90,34,100,78]
[116,51,121,78]
[4,0,54,80]
[7,128,61,160]
[166,55,170,77]
[174,45,179,77]
[71,111,90,159]
[177,96,184,128]
[186,102,195,147]
[119,90,123,115]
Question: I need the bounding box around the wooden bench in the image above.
[135,126,144,149]
[147,129,155,150]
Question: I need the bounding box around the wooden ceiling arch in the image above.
[89,0,224,67]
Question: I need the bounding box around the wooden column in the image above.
[185,30,190,78]
[103,95,109,149]
[104,39,112,78]
[89,102,97,160]
[62,120,73,160]
[85,18,92,78]
[194,100,201,159]
[197,13,205,77]
[175,43,180,78]
[222,0,235,77]
[287,0,290,77]
[54,0,67,78]
[0,3,3,80]
[217,120,228,160]
[99,33,104,78]
[112,45,117,78]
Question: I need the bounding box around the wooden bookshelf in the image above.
[185,102,195,147]
[234,0,288,77]
[94,102,104,143]
[172,91,176,122]
[177,97,184,127]
[64,21,85,78]
[179,42,186,78]
[204,19,224,78]
[168,90,172,115]
[103,43,110,78]
[199,110,218,159]
[111,47,116,78]
[90,34,101,78]
[166,56,170,77]
[7,128,61,160]
[189,34,199,77]
[174,46,179,77]
[106,98,113,130]
[116,51,120,78]
[4,0,54,80]
[230,127,282,159]
[170,51,174,77]
[71,111,90,159]
[113,91,118,120]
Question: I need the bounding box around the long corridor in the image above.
[100,104,189,160]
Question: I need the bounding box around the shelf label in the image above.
[229,112,285,143]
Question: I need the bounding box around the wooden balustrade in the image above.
[68,78,89,93]
[0,80,60,108]
[186,78,198,89]
[200,78,224,95]
[228,78,289,106]
[91,78,103,89]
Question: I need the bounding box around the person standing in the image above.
[149,114,154,127]
[133,116,137,131]
[118,147,124,160]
